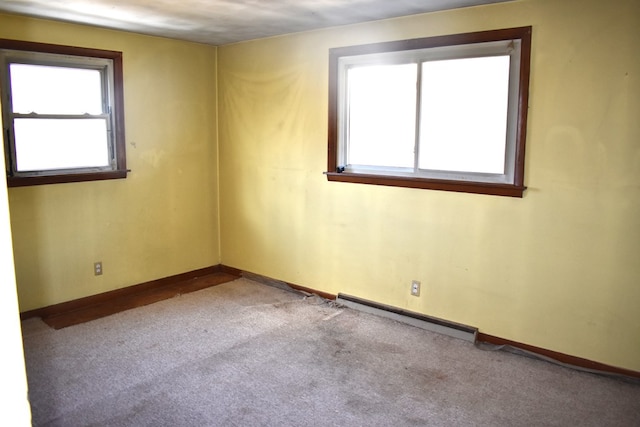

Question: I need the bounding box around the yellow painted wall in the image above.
[2,0,639,373]
[1,14,220,311]
[218,0,640,371]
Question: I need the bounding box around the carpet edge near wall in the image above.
[18,264,640,380]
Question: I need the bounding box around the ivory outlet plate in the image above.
[94,262,103,276]
[411,280,421,296]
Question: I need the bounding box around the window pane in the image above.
[14,119,110,171]
[347,64,417,168]
[10,64,103,115]
[419,55,510,174]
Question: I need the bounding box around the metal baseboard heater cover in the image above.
[336,293,477,342]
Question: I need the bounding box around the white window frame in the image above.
[326,27,532,197]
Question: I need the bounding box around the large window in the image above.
[0,39,127,187]
[327,27,532,197]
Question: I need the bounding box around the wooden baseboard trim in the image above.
[219,265,242,277]
[20,264,240,321]
[236,268,337,301]
[286,283,336,301]
[477,332,640,380]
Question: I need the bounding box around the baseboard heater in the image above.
[336,293,478,343]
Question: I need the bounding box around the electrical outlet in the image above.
[94,261,103,276]
[411,280,421,296]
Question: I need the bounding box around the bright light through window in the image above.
[10,64,103,115]
[8,64,109,172]
[328,27,532,197]
[419,56,510,174]
[1,40,127,186]
[347,64,417,168]
[14,119,109,171]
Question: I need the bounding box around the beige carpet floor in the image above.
[21,278,640,426]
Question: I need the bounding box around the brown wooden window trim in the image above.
[0,39,128,187]
[326,27,532,198]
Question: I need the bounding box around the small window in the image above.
[326,27,531,197]
[0,39,127,187]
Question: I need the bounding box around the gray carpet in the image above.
[22,278,640,426]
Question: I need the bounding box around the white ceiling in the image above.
[0,0,514,45]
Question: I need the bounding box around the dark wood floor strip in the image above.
[39,271,239,329]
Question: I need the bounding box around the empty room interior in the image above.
[0,0,639,424]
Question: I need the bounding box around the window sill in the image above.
[7,169,129,187]
[325,172,525,197]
